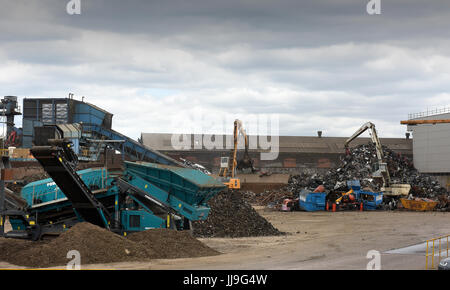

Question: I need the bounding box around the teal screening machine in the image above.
[1,139,225,240]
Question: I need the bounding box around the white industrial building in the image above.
[405,108,450,189]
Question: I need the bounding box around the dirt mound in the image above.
[128,229,219,259]
[0,223,154,267]
[0,222,218,268]
[193,191,284,238]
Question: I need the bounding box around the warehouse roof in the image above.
[140,133,412,155]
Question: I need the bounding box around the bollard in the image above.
[360,202,364,211]
[332,203,336,212]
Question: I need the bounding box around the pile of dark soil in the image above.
[0,223,154,268]
[128,229,219,259]
[0,222,218,268]
[193,191,284,238]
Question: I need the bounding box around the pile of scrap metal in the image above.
[242,189,294,207]
[179,157,211,175]
[248,120,449,212]
[283,143,449,211]
[282,120,449,211]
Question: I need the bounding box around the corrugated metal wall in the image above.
[410,112,450,173]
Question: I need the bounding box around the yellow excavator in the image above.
[218,119,255,189]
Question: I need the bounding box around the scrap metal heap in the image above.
[242,142,450,211]
[179,157,211,175]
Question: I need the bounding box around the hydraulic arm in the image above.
[344,122,391,188]
[345,122,410,196]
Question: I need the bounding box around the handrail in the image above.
[409,107,450,120]
[426,234,450,269]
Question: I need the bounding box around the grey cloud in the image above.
[1,0,450,138]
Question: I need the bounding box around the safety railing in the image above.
[425,234,450,269]
[409,107,450,120]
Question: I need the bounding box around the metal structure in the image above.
[86,124,184,166]
[408,107,450,120]
[21,96,113,149]
[0,138,225,240]
[0,96,22,148]
[345,122,410,196]
[401,119,450,125]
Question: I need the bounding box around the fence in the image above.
[409,107,450,120]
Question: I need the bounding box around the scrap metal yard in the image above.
[0,95,449,272]
[2,2,450,278]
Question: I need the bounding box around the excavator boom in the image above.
[345,122,390,188]
[346,122,410,196]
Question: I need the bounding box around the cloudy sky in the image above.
[1,0,450,139]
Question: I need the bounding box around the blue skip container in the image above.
[299,190,327,211]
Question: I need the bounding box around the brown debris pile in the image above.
[0,222,218,268]
[242,189,295,207]
[192,191,284,238]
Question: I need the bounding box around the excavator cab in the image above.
[371,162,388,179]
[223,178,240,189]
[217,156,239,189]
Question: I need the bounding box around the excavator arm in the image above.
[344,122,391,188]
[235,120,255,172]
